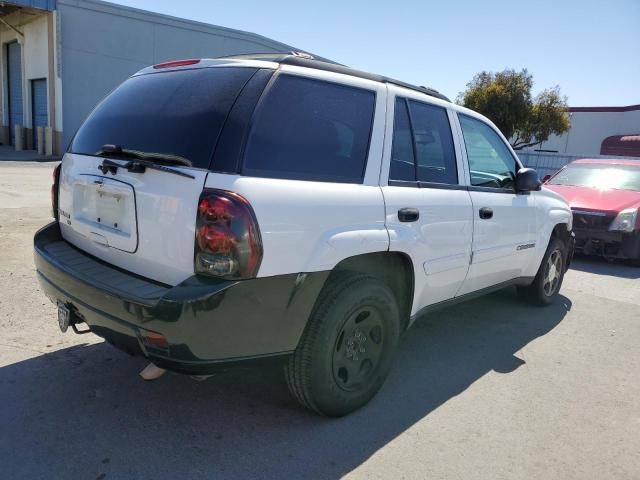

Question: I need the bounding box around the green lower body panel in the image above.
[34,223,329,374]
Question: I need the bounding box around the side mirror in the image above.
[542,174,552,183]
[516,168,542,192]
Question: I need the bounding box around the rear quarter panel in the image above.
[204,175,388,277]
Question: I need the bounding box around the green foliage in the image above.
[457,69,570,150]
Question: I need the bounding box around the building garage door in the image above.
[6,42,24,145]
[31,79,48,146]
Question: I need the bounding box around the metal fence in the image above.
[516,152,631,179]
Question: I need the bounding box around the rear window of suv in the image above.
[242,75,376,183]
[70,67,258,170]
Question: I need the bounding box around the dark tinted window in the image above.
[408,100,457,184]
[459,114,517,189]
[389,98,416,182]
[70,67,258,169]
[243,75,375,183]
[211,69,273,173]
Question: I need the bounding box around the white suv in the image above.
[34,54,574,416]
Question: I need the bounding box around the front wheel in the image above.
[517,238,567,306]
[285,272,400,417]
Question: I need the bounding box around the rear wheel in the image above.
[518,238,566,306]
[285,272,400,417]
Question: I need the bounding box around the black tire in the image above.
[517,237,567,306]
[285,272,400,417]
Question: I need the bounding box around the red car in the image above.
[544,159,640,264]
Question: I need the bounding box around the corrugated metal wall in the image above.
[57,0,303,150]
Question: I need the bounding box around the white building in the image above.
[528,104,640,158]
[1,0,304,155]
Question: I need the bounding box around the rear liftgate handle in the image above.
[398,208,420,223]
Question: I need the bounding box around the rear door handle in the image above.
[398,208,420,222]
[479,207,493,220]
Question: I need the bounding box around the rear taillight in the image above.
[51,163,61,220]
[195,189,263,280]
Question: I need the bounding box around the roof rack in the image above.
[224,53,451,102]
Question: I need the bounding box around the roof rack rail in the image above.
[289,51,315,60]
[222,53,450,102]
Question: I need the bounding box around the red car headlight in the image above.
[608,208,638,233]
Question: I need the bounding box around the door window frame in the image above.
[380,85,467,191]
[451,111,525,194]
[257,65,388,187]
[240,71,377,184]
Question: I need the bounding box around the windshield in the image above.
[548,163,640,191]
[70,67,258,169]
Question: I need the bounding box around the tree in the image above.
[457,69,570,150]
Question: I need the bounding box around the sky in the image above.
[113,0,639,107]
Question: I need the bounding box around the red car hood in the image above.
[544,184,640,213]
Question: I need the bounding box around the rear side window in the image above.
[388,97,458,185]
[389,98,415,182]
[243,75,376,183]
[409,101,457,184]
[70,67,258,169]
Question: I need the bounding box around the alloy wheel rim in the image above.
[332,306,385,392]
[543,249,563,297]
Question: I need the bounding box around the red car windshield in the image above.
[548,163,640,192]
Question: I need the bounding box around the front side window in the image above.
[243,75,376,183]
[458,114,518,189]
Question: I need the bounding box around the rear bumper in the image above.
[573,228,640,260]
[34,223,328,374]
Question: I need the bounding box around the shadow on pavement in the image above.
[1,289,571,479]
[569,255,640,279]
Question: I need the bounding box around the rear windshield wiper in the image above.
[96,145,195,179]
[98,158,195,179]
[97,145,192,166]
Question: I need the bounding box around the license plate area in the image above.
[71,176,138,252]
[96,190,126,231]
